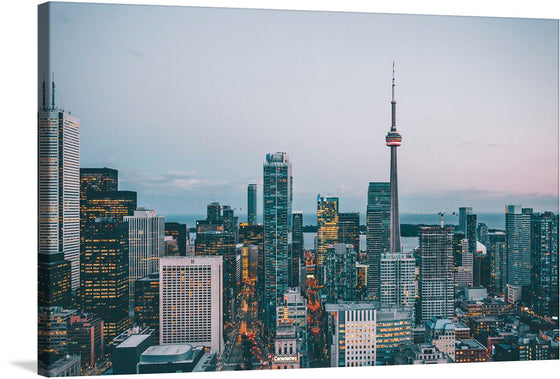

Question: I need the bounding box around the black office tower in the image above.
[79,218,130,342]
[530,212,559,317]
[366,182,390,299]
[38,253,72,308]
[248,183,257,226]
[338,212,360,253]
[164,222,188,256]
[134,273,160,341]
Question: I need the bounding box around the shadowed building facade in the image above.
[505,205,532,296]
[366,182,390,299]
[316,195,339,286]
[134,273,160,342]
[324,244,357,301]
[530,211,559,317]
[195,204,237,327]
[79,218,130,342]
[338,212,360,253]
[291,212,304,287]
[248,183,257,226]
[165,222,188,256]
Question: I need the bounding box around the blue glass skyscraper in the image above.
[263,152,293,334]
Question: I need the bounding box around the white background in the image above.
[0,1,558,379]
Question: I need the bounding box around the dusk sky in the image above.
[43,2,559,218]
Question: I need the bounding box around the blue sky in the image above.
[43,2,559,216]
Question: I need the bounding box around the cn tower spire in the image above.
[391,62,396,130]
[386,62,402,253]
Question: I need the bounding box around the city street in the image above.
[217,280,269,370]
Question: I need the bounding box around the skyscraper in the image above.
[164,222,188,256]
[239,222,265,319]
[222,205,239,244]
[207,202,222,224]
[418,226,455,324]
[263,152,293,333]
[338,212,360,253]
[530,212,559,317]
[159,256,224,353]
[324,244,357,302]
[505,205,532,290]
[195,204,236,326]
[81,190,137,226]
[38,254,72,308]
[454,238,473,288]
[134,273,160,342]
[317,195,339,285]
[79,218,130,341]
[488,231,506,294]
[124,208,165,314]
[459,207,473,234]
[38,79,80,290]
[80,167,118,196]
[248,183,257,226]
[291,212,304,286]
[366,182,391,299]
[466,214,478,255]
[379,252,415,307]
[477,223,489,247]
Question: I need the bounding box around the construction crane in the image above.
[438,210,457,227]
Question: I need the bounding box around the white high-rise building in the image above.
[454,239,473,288]
[38,80,80,290]
[379,252,415,308]
[418,227,455,324]
[325,302,413,367]
[159,256,224,354]
[124,208,165,312]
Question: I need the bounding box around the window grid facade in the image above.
[38,108,80,290]
[125,209,165,313]
[419,227,455,324]
[159,256,223,353]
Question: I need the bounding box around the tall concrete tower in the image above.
[385,63,403,254]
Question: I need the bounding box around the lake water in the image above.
[188,231,417,254]
[165,213,506,231]
[302,232,417,253]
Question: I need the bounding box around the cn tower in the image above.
[385,62,402,253]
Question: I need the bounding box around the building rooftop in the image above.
[456,339,485,350]
[325,301,414,320]
[426,317,453,329]
[275,325,297,338]
[471,316,501,322]
[140,345,199,363]
[38,355,81,371]
[113,325,154,344]
[116,334,152,349]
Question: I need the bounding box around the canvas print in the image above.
[37,2,559,377]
